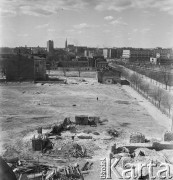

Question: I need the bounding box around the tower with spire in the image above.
[65,38,67,49]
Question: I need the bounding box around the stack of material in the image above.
[130,132,145,143]
[164,131,173,141]
[75,115,88,125]
[3,156,85,180]
[50,117,72,135]
[47,164,83,180]
[62,117,72,129]
[68,143,87,158]
[51,124,64,135]
[32,135,53,152]
[88,117,99,126]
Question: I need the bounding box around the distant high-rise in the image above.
[47,40,54,53]
[65,38,67,49]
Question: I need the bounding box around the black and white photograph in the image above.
[0,0,173,179]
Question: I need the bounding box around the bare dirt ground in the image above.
[0,73,172,179]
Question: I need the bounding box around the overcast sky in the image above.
[0,0,173,48]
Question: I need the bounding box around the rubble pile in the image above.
[130,132,145,143]
[164,131,173,141]
[2,156,85,180]
[107,128,119,137]
[64,143,87,158]
[75,115,100,126]
[50,117,73,135]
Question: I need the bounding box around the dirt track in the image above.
[0,77,168,153]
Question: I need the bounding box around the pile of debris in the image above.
[31,117,76,154]
[66,143,87,158]
[75,115,100,126]
[130,132,145,143]
[50,117,73,136]
[46,164,83,180]
[164,131,173,141]
[107,128,119,137]
[110,144,168,171]
[2,156,86,180]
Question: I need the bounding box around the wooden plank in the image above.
[27,173,42,179]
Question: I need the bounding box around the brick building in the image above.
[96,61,108,69]
[4,54,46,81]
[129,48,153,62]
[47,40,54,53]
[97,68,121,84]
[58,61,89,68]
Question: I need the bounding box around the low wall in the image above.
[57,67,95,71]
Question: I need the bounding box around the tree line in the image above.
[122,68,173,117]
[116,61,173,90]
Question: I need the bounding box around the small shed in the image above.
[75,115,88,125]
[120,79,130,85]
[97,68,121,84]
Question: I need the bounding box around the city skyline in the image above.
[1,0,173,48]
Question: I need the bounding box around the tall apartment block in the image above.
[47,40,54,53]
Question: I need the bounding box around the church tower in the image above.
[65,38,67,49]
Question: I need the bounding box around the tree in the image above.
[163,93,173,116]
[130,73,137,87]
[161,67,171,90]
[130,73,141,90]
[77,61,81,77]
[157,88,163,108]
[152,88,163,108]
[122,69,129,79]
[139,81,147,95]
[61,62,67,77]
[148,71,157,84]
[0,59,7,78]
[143,83,150,98]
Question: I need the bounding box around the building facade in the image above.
[34,57,47,80]
[103,48,117,59]
[47,40,54,53]
[130,49,153,62]
[4,54,46,81]
[97,68,121,84]
[96,61,108,69]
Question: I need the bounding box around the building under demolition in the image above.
[2,54,46,81]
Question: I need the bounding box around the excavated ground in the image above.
[0,74,173,179]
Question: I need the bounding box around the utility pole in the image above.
[18,49,21,81]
